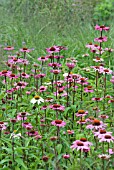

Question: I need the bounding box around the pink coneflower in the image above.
[91,66,103,73]
[86,119,106,130]
[84,86,94,93]
[17,112,30,121]
[46,46,60,54]
[66,63,75,70]
[54,55,64,60]
[41,105,48,110]
[94,36,107,43]
[75,110,88,117]
[10,118,17,124]
[7,73,18,80]
[110,76,114,84]
[39,86,47,92]
[105,95,113,99]
[108,99,114,104]
[26,130,39,137]
[42,156,49,162]
[92,97,103,101]
[86,42,93,49]
[70,140,90,151]
[93,57,104,62]
[38,56,48,62]
[20,47,31,53]
[14,81,28,89]
[95,25,110,31]
[18,59,29,65]
[0,70,11,77]
[22,122,33,129]
[98,154,110,160]
[26,91,31,95]
[102,68,112,75]
[82,54,90,57]
[107,149,114,155]
[63,154,70,159]
[99,115,109,120]
[99,134,114,143]
[77,119,87,125]
[4,46,14,51]
[50,104,65,111]
[51,120,66,127]
[37,73,46,78]
[53,90,67,97]
[21,72,30,79]
[0,122,8,130]
[67,130,74,135]
[94,129,112,138]
[51,69,61,74]
[48,62,61,68]
[105,48,114,52]
[77,77,88,85]
[73,138,92,147]
[45,97,54,103]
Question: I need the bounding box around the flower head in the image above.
[51,120,66,127]
[30,95,44,105]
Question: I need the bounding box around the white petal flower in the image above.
[30,95,44,105]
[10,133,22,139]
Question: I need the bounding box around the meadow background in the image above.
[0,0,114,59]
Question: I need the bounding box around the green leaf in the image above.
[56,144,62,154]
[15,158,27,169]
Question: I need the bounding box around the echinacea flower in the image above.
[21,72,30,79]
[17,112,30,121]
[7,73,18,79]
[10,133,22,139]
[38,56,48,62]
[75,110,88,117]
[63,154,70,159]
[84,86,94,93]
[46,46,60,54]
[77,77,88,85]
[4,46,14,51]
[99,134,114,143]
[92,97,103,101]
[66,63,75,70]
[22,122,33,129]
[98,115,109,120]
[86,119,106,130]
[30,95,44,105]
[39,86,47,92]
[94,129,112,138]
[48,62,61,68]
[107,148,114,155]
[93,57,104,62]
[94,36,107,43]
[0,122,8,130]
[102,68,112,75]
[26,130,39,137]
[51,69,61,74]
[14,81,28,89]
[50,104,65,111]
[98,154,110,160]
[70,140,90,151]
[20,47,31,53]
[110,76,114,84]
[72,138,92,147]
[67,130,74,135]
[95,25,110,32]
[51,120,66,127]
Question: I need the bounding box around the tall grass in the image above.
[0,0,114,57]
